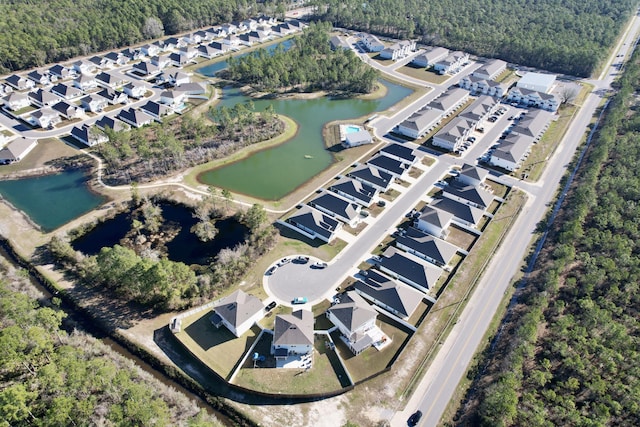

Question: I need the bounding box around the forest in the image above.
[0,0,287,73]
[309,0,639,77]
[0,258,222,426]
[96,101,282,185]
[454,44,640,426]
[50,196,276,311]
[225,22,380,94]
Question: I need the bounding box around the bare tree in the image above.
[559,86,579,105]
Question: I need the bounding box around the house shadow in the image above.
[184,312,235,351]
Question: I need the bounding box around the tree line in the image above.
[50,196,277,311]
[309,0,638,77]
[0,257,222,426]
[225,22,380,94]
[455,43,640,426]
[0,0,293,73]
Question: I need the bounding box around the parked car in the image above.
[377,200,387,207]
[277,257,290,266]
[266,266,277,275]
[292,297,308,304]
[296,256,310,264]
[265,301,277,311]
[467,136,476,143]
[408,410,423,426]
[477,126,485,133]
[312,261,328,269]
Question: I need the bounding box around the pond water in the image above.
[0,170,106,232]
[197,80,413,200]
[72,202,249,266]
[197,39,295,77]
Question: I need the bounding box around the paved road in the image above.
[392,9,640,427]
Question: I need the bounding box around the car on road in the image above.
[312,261,328,269]
[277,257,291,266]
[408,410,422,426]
[292,297,308,304]
[266,266,277,275]
[265,301,277,311]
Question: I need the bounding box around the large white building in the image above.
[516,72,556,93]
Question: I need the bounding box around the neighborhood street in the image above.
[390,9,640,427]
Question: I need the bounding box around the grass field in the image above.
[397,64,450,85]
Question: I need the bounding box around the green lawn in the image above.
[232,334,345,394]
[397,64,450,84]
[175,311,261,379]
[332,316,411,383]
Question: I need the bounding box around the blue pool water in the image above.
[345,125,362,134]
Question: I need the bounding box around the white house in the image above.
[395,227,458,268]
[378,247,443,293]
[412,47,449,68]
[116,108,154,128]
[326,291,379,355]
[51,101,83,120]
[415,205,454,238]
[74,74,98,91]
[70,124,108,147]
[271,310,314,361]
[457,163,489,187]
[516,72,556,93]
[459,75,507,98]
[284,205,342,243]
[123,81,148,99]
[432,117,475,152]
[3,92,31,111]
[31,108,60,128]
[396,108,442,139]
[328,176,377,207]
[0,137,38,164]
[489,133,532,171]
[473,59,507,80]
[80,95,108,113]
[433,51,469,74]
[5,74,35,91]
[308,191,361,227]
[353,269,423,319]
[380,40,416,61]
[361,34,384,52]
[209,290,264,337]
[427,87,469,116]
[28,89,62,108]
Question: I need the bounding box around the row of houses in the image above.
[488,109,553,171]
[283,143,418,243]
[396,87,470,139]
[360,34,416,61]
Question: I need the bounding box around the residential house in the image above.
[80,94,108,113]
[221,23,238,34]
[433,51,469,74]
[192,30,212,42]
[326,291,379,355]
[379,40,416,61]
[50,83,83,100]
[516,72,556,93]
[97,88,128,105]
[427,87,469,116]
[396,108,442,139]
[31,108,60,128]
[353,270,423,319]
[343,129,372,148]
[3,92,31,111]
[329,176,377,207]
[197,44,222,59]
[163,37,186,50]
[95,72,128,89]
[88,55,112,70]
[209,290,264,337]
[168,52,192,68]
[489,133,531,171]
[209,41,230,53]
[378,247,442,293]
[308,191,361,226]
[442,183,494,210]
[284,205,342,243]
[361,34,384,52]
[73,60,97,75]
[347,164,393,192]
[0,137,38,164]
[131,61,161,77]
[458,95,498,126]
[74,74,98,91]
[507,87,559,111]
[121,47,144,61]
[104,51,129,66]
[432,117,475,152]
[140,43,161,57]
[140,100,172,120]
[0,84,13,97]
[330,35,350,51]
[27,70,52,86]
[70,124,108,147]
[95,116,129,132]
[271,310,314,360]
[49,64,76,80]
[51,101,83,119]
[223,34,241,48]
[172,82,206,96]
[151,55,172,70]
[510,109,552,140]
[123,81,148,99]
[28,89,62,108]
[457,163,489,187]
[241,19,259,31]
[367,153,410,178]
[430,197,484,228]
[415,205,454,238]
[183,32,203,45]
[116,108,154,128]
[395,227,458,268]
[473,59,507,80]
[5,74,35,91]
[411,47,449,68]
[379,143,416,165]
[159,90,186,106]
[458,75,507,98]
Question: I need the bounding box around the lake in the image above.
[197,80,413,200]
[0,170,106,232]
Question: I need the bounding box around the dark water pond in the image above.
[72,202,248,265]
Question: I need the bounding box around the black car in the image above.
[408,410,422,426]
[265,301,277,311]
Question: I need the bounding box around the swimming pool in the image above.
[345,125,362,134]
